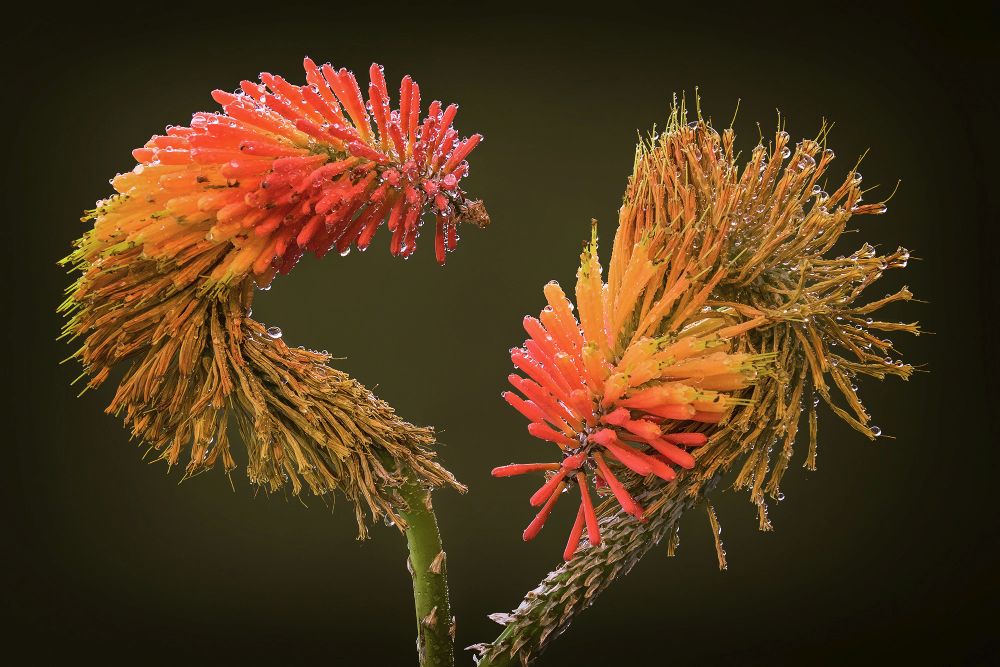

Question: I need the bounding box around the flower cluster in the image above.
[95,58,486,289]
[494,227,771,560]
[478,100,917,665]
[60,59,483,532]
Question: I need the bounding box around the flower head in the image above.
[495,96,916,561]
[60,60,485,535]
[495,224,772,559]
[478,98,918,665]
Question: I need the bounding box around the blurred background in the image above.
[5,3,996,663]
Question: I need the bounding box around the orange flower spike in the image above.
[632,275,690,341]
[591,428,674,480]
[496,209,772,555]
[431,105,459,156]
[521,339,562,377]
[602,410,662,443]
[623,358,664,389]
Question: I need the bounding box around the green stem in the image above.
[398,474,454,667]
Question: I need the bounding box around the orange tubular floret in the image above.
[644,403,697,420]
[509,375,581,431]
[648,437,696,469]
[563,504,587,561]
[543,282,585,349]
[527,423,577,448]
[523,481,566,541]
[529,468,570,506]
[502,391,549,425]
[491,463,562,477]
[621,382,699,409]
[576,473,601,545]
[592,452,644,519]
[511,349,575,407]
[662,432,708,447]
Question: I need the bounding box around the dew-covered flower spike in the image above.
[60,58,486,667]
[494,225,773,560]
[478,96,917,665]
[58,58,489,533]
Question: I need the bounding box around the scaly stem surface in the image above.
[476,474,713,666]
[399,474,455,667]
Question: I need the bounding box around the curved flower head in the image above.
[495,224,772,560]
[60,60,486,536]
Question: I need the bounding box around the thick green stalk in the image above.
[398,474,455,667]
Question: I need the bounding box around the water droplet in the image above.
[266,326,283,339]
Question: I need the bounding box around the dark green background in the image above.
[6,4,996,664]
